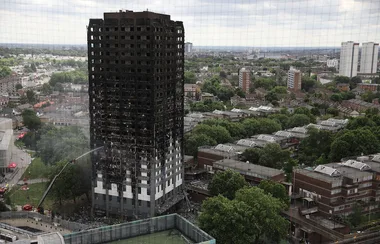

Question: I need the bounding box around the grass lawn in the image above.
[7,182,54,209]
[22,157,52,180]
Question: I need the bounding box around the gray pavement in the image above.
[1,132,32,189]
[18,178,50,185]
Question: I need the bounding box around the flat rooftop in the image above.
[198,147,238,157]
[64,214,214,244]
[295,168,343,184]
[106,230,193,244]
[214,159,283,179]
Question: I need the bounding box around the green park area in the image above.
[22,157,52,180]
[6,182,54,209]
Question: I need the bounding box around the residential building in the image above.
[0,73,21,95]
[357,83,380,92]
[287,66,302,91]
[184,84,199,100]
[88,10,185,218]
[336,83,350,92]
[341,98,380,112]
[184,42,193,53]
[213,159,285,184]
[0,118,13,173]
[360,42,379,74]
[238,68,250,94]
[294,155,380,217]
[327,59,339,70]
[339,41,359,78]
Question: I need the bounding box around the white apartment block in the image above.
[360,42,379,74]
[339,41,359,78]
[184,42,193,53]
[287,66,302,91]
[327,59,339,70]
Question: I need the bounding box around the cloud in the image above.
[0,0,379,46]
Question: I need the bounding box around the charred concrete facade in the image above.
[88,10,185,218]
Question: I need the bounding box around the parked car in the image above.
[23,204,33,211]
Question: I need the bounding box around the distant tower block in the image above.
[184,42,193,53]
[360,42,379,74]
[88,10,185,218]
[287,66,302,91]
[339,41,359,78]
[238,68,250,94]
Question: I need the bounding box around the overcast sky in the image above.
[0,0,379,47]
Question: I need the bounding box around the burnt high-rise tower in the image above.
[88,10,184,218]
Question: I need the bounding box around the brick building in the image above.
[294,156,380,217]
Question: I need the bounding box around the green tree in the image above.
[301,76,316,92]
[15,83,23,90]
[216,86,235,101]
[198,195,256,244]
[348,204,364,228]
[271,86,287,94]
[346,117,376,130]
[22,109,41,130]
[330,128,380,161]
[268,113,290,129]
[298,128,333,166]
[241,148,261,164]
[242,118,260,137]
[350,76,362,89]
[184,71,196,84]
[26,90,37,104]
[48,161,91,206]
[192,124,232,144]
[30,63,37,72]
[41,83,53,95]
[258,143,291,169]
[258,180,290,208]
[330,93,342,102]
[235,187,288,243]
[326,107,339,117]
[254,77,277,90]
[0,201,10,212]
[256,118,282,134]
[310,107,321,116]
[184,133,217,157]
[265,91,279,104]
[287,114,310,128]
[235,88,246,98]
[208,169,248,200]
[333,75,350,84]
[37,126,89,165]
[0,66,12,78]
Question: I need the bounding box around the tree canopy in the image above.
[184,133,217,157]
[242,143,290,169]
[298,128,334,166]
[330,128,380,161]
[36,126,89,165]
[258,180,290,208]
[22,109,41,130]
[198,187,288,244]
[208,169,248,200]
[48,160,91,206]
[49,70,88,87]
[184,71,197,84]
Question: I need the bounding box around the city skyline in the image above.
[1,0,380,47]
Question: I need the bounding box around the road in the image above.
[0,132,32,189]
